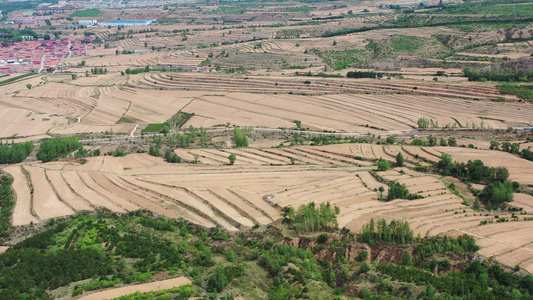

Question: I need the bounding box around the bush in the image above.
[377,159,390,171]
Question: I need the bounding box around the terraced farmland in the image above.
[6,143,533,271]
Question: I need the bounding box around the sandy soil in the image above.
[77,277,191,300]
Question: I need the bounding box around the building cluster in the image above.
[0,39,91,74]
[9,16,50,25]
[34,2,85,14]
[84,0,197,9]
[100,19,157,27]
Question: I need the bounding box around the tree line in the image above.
[90,67,108,75]
[360,218,414,245]
[346,71,384,79]
[490,140,533,164]
[463,67,533,82]
[0,175,14,240]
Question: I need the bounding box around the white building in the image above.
[78,20,97,26]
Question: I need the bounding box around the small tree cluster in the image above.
[164,150,181,163]
[437,153,510,182]
[37,137,80,163]
[346,71,384,79]
[386,182,423,201]
[233,127,249,148]
[417,117,439,129]
[74,146,100,158]
[91,67,107,75]
[283,202,339,233]
[360,218,414,245]
[0,141,33,164]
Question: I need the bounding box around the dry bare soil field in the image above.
[6,142,533,271]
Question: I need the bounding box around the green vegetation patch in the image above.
[389,35,428,54]
[498,83,533,100]
[0,73,35,87]
[428,2,533,17]
[449,22,531,32]
[112,284,194,300]
[141,123,164,133]
[116,116,142,124]
[315,49,368,70]
[0,175,14,239]
[0,141,33,164]
[71,9,101,17]
[37,136,80,163]
[284,6,311,13]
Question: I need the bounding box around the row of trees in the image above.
[90,67,108,75]
[283,202,339,233]
[490,140,533,163]
[417,117,439,129]
[463,67,533,82]
[346,71,384,79]
[360,218,414,245]
[0,176,14,239]
[411,136,457,147]
[37,137,81,163]
[0,141,33,164]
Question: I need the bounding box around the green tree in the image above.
[207,267,227,293]
[228,153,236,165]
[396,152,404,167]
[495,167,509,182]
[387,183,409,201]
[233,127,249,147]
[473,198,481,210]
[360,262,371,273]
[480,180,514,207]
[437,153,452,169]
[402,251,413,266]
[448,137,457,147]
[428,135,437,146]
[377,159,390,171]
[226,250,235,262]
